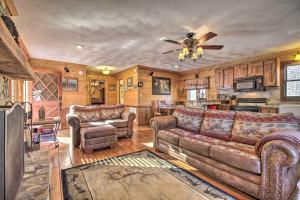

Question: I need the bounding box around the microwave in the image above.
[233,76,265,92]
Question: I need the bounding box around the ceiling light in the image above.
[102,68,110,75]
[76,44,84,49]
[174,65,179,68]
[159,37,166,41]
[295,51,300,61]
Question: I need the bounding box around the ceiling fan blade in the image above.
[197,32,217,43]
[161,48,182,54]
[163,39,182,45]
[199,45,224,50]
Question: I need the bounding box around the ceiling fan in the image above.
[162,32,224,62]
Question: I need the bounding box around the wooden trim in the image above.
[137,65,180,75]
[280,60,300,102]
[4,0,18,16]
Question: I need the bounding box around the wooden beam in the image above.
[0,17,35,80]
[3,0,18,16]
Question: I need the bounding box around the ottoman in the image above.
[80,125,117,154]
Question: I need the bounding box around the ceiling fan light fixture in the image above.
[197,47,203,55]
[182,47,189,56]
[192,53,198,61]
[295,51,300,61]
[178,52,185,61]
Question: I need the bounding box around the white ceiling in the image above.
[13,0,300,72]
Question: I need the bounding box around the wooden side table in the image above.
[27,117,61,148]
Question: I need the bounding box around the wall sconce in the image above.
[149,72,153,76]
[79,70,84,75]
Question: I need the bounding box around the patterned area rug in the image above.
[61,150,236,200]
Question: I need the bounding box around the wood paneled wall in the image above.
[138,66,179,106]
[114,66,139,106]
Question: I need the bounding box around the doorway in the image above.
[119,79,124,104]
[90,80,105,105]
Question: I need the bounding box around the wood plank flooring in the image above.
[40,126,269,200]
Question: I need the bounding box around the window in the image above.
[188,90,197,101]
[188,89,207,101]
[283,63,300,100]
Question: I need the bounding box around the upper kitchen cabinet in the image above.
[234,64,248,79]
[215,68,224,89]
[223,67,234,89]
[263,60,277,86]
[248,61,264,77]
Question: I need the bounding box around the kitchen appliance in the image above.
[230,98,267,112]
[233,76,265,92]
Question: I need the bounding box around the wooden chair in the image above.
[151,100,168,117]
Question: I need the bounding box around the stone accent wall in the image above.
[0,76,10,105]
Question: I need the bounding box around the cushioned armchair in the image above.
[151,106,300,200]
[67,104,136,147]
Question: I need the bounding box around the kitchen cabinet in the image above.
[223,68,234,88]
[234,64,248,79]
[215,68,224,89]
[248,62,264,77]
[263,60,277,86]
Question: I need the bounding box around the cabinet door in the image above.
[263,60,277,86]
[248,63,255,77]
[223,68,234,88]
[254,62,264,76]
[234,64,248,79]
[215,69,224,89]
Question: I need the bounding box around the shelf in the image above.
[0,17,35,80]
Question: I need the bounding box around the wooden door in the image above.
[215,69,224,89]
[32,70,62,121]
[263,60,277,86]
[234,64,248,79]
[223,68,234,88]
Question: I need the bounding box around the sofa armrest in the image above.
[121,111,136,137]
[258,132,300,200]
[150,116,176,149]
[66,113,81,128]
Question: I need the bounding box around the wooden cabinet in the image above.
[263,60,277,86]
[248,62,263,77]
[215,69,224,89]
[234,64,248,79]
[260,107,279,113]
[223,68,234,88]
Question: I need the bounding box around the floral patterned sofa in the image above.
[151,105,300,200]
[66,104,136,147]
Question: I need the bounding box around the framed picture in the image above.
[152,76,171,95]
[127,77,133,87]
[62,78,78,92]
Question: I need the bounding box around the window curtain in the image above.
[185,77,209,90]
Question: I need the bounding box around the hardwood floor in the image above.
[41,126,258,200]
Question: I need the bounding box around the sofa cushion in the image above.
[200,110,235,141]
[70,105,101,122]
[173,105,204,132]
[179,137,211,157]
[157,130,179,145]
[100,104,125,120]
[105,119,128,128]
[219,141,256,155]
[169,128,197,137]
[210,145,261,174]
[232,112,299,145]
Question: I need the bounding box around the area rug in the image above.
[61,150,236,200]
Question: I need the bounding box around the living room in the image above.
[1,0,300,200]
